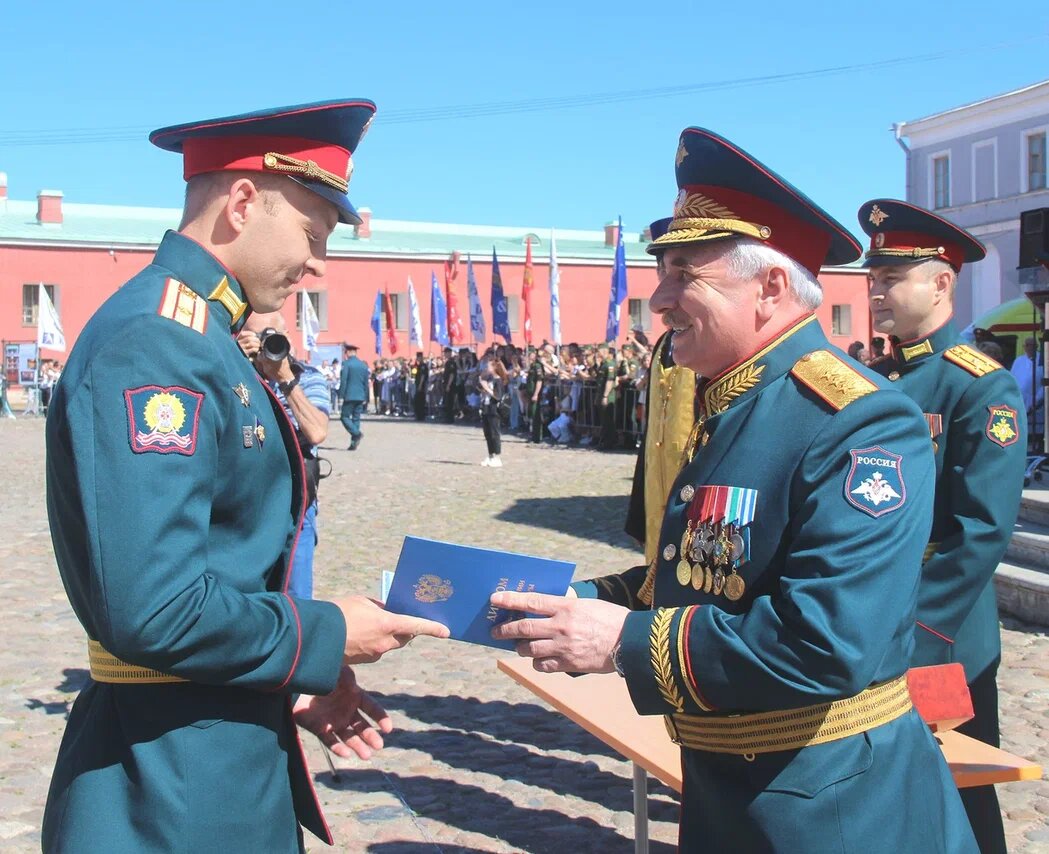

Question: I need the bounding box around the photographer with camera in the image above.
[238,311,330,600]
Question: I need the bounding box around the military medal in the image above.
[724,572,746,601]
[680,484,760,595]
[663,543,677,561]
[233,383,251,407]
[711,569,725,596]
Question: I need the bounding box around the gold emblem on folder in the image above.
[414,574,454,604]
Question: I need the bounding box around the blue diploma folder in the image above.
[384,536,576,650]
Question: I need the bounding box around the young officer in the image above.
[860,198,1027,854]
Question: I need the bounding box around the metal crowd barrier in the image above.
[326,372,644,447]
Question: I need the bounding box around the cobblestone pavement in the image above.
[1,414,1046,853]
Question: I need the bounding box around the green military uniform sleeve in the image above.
[916,370,1026,657]
[61,317,345,696]
[571,563,650,608]
[618,392,935,715]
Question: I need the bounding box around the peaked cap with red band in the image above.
[647,128,861,275]
[858,198,985,272]
[149,99,376,225]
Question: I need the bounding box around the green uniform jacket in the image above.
[339,354,371,402]
[43,232,347,853]
[870,320,1025,680]
[575,316,976,853]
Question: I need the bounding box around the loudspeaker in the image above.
[1019,207,1049,268]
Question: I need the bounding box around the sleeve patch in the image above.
[125,385,205,455]
[986,404,1019,447]
[844,446,906,517]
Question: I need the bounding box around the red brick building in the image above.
[0,174,872,375]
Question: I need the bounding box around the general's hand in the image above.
[489,591,628,674]
[332,595,450,664]
[293,665,392,759]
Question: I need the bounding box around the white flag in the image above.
[37,284,65,352]
[301,291,321,354]
[549,230,562,346]
[407,276,424,348]
[466,255,487,343]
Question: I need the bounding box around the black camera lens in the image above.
[258,328,290,362]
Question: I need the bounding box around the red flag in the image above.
[444,251,464,345]
[522,238,534,345]
[383,287,398,355]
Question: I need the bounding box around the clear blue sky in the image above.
[2,1,1046,241]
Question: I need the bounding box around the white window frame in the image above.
[928,149,952,210]
[970,137,998,202]
[627,297,652,331]
[296,290,329,331]
[1021,125,1048,194]
[378,293,407,331]
[22,283,59,327]
[831,304,851,337]
[506,295,521,333]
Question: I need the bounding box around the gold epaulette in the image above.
[157,278,208,334]
[790,350,878,411]
[943,344,1002,378]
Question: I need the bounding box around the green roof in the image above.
[0,198,657,264]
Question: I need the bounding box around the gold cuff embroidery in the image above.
[650,608,684,713]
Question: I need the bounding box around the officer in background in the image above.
[524,347,545,442]
[860,198,1026,854]
[494,128,976,852]
[620,217,700,607]
[412,350,429,420]
[442,345,458,422]
[237,311,329,600]
[42,100,448,854]
[339,342,370,449]
[593,343,616,448]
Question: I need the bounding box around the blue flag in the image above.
[466,255,487,343]
[370,289,383,355]
[490,247,511,344]
[605,216,628,343]
[430,271,449,345]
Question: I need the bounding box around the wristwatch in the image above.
[278,375,299,396]
[610,640,626,677]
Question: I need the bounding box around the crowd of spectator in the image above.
[313,333,661,454]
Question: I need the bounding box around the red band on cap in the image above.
[182,135,350,183]
[685,184,831,276]
[869,230,964,271]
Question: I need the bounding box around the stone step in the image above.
[995,559,1049,626]
[1018,487,1049,527]
[1007,517,1049,570]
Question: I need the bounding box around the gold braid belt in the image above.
[88,640,187,684]
[665,675,911,755]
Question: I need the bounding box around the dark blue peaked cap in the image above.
[150,99,377,225]
[649,217,673,242]
[858,198,985,271]
[648,128,861,274]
